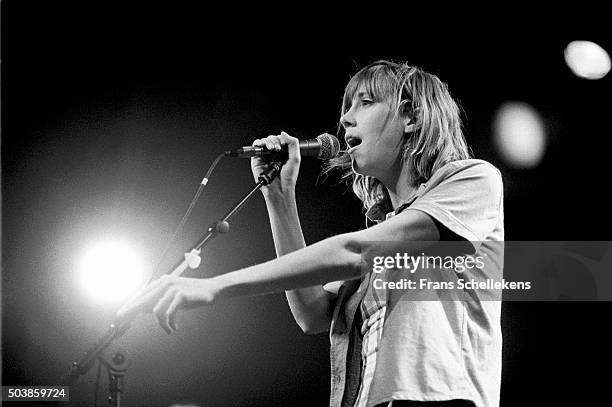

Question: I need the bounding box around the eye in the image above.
[360,94,376,106]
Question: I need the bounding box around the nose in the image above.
[340,106,356,129]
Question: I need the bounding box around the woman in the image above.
[118,60,504,407]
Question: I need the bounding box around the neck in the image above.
[380,166,419,211]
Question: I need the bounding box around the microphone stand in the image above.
[99,344,130,407]
[59,161,284,404]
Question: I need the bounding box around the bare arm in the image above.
[252,132,334,334]
[264,191,335,334]
[116,209,441,334]
[214,209,440,298]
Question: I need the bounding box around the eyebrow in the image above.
[353,91,372,100]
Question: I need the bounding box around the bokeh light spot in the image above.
[493,101,547,169]
[564,40,611,80]
[77,238,146,305]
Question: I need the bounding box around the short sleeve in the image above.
[407,160,503,245]
[323,280,344,296]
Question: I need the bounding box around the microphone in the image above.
[225,133,340,160]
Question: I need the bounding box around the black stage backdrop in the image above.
[2,3,611,406]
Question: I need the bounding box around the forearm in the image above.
[263,191,336,333]
[264,191,306,256]
[213,233,361,302]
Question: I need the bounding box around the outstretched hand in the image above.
[116,275,221,334]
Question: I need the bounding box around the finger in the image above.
[267,135,285,151]
[263,137,277,151]
[117,284,156,317]
[126,276,165,302]
[116,276,170,318]
[268,135,282,150]
[166,294,184,331]
[252,138,263,147]
[118,281,155,314]
[279,132,300,161]
[153,291,176,334]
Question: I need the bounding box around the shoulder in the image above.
[408,159,504,242]
[424,159,503,192]
[434,159,502,182]
[412,158,504,218]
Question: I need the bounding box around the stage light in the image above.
[564,40,610,80]
[77,238,146,305]
[493,101,547,169]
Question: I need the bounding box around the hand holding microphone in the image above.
[242,132,338,196]
[226,133,340,160]
[249,132,303,196]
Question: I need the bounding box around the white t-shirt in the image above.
[325,159,504,407]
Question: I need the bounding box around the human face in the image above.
[340,86,409,182]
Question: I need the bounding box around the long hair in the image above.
[324,60,471,212]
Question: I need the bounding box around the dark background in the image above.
[2,3,611,406]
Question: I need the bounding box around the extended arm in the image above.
[215,209,440,297]
[116,209,441,333]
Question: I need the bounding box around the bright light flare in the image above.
[493,101,547,169]
[564,40,610,80]
[77,239,147,305]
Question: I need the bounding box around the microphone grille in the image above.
[316,133,340,159]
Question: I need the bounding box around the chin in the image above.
[350,157,363,175]
[351,160,372,178]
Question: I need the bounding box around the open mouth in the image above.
[346,136,362,150]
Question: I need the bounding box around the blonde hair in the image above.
[325,60,471,212]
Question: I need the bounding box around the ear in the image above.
[403,111,419,134]
[400,101,418,134]
[404,118,416,134]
